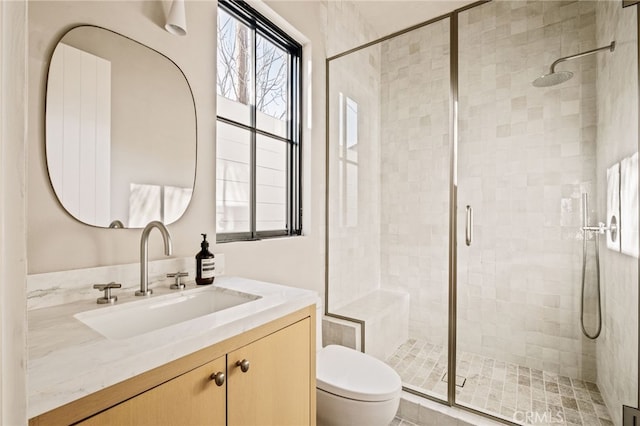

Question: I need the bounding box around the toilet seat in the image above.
[316,345,401,402]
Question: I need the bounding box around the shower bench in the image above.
[324,289,409,360]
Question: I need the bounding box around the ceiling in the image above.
[351,0,477,38]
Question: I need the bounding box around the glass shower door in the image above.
[326,17,452,402]
[456,1,638,425]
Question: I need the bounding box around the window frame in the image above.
[216,0,302,242]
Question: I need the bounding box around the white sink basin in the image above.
[74,287,260,340]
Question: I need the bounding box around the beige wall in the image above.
[27,1,326,294]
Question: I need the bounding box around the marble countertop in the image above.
[28,276,318,419]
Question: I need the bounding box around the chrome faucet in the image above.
[136,221,173,296]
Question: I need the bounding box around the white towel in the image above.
[621,152,639,258]
[606,162,621,252]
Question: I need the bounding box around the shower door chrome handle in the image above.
[465,205,473,246]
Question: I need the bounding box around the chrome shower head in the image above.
[532,41,616,88]
[532,71,574,87]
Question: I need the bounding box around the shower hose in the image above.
[581,230,602,339]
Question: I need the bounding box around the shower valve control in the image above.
[583,221,616,237]
[606,218,618,242]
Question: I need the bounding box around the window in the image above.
[216,0,302,241]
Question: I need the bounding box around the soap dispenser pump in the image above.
[196,233,215,285]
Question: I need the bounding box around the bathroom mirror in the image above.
[45,25,196,228]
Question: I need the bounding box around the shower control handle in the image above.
[606,218,618,243]
[465,205,473,246]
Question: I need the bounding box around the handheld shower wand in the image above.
[580,193,604,340]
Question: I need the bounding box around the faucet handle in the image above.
[93,282,121,304]
[167,272,188,290]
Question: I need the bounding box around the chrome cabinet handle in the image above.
[465,205,473,246]
[236,359,250,373]
[210,372,225,386]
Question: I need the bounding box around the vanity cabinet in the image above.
[228,318,310,425]
[78,357,226,426]
[28,306,315,426]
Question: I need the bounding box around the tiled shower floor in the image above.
[386,339,613,426]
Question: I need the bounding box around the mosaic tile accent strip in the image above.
[386,339,613,426]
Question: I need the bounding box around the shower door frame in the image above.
[324,1,640,424]
[630,0,640,419]
[324,0,510,419]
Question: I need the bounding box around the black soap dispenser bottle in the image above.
[196,233,215,285]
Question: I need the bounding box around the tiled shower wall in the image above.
[326,1,382,310]
[379,19,451,347]
[457,1,598,380]
[328,4,637,423]
[594,1,638,425]
[325,0,379,58]
[327,46,382,310]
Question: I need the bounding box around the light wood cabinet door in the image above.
[78,356,226,426]
[227,318,311,426]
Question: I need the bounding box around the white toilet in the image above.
[316,306,402,426]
